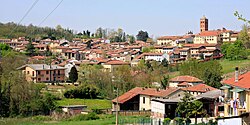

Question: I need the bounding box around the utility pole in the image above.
[116,87,119,125]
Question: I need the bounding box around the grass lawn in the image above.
[57,99,112,110]
[0,115,149,125]
[219,59,250,74]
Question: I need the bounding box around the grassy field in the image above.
[0,115,149,125]
[219,59,250,74]
[57,99,112,110]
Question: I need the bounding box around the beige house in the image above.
[157,36,180,46]
[112,87,178,111]
[102,60,130,72]
[221,69,250,117]
[17,64,66,83]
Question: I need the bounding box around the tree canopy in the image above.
[176,93,204,124]
[0,22,74,40]
[221,40,248,60]
[136,30,149,42]
[69,66,78,84]
[179,59,223,88]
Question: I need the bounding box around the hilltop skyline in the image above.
[1,0,250,37]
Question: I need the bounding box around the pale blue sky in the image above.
[0,0,250,37]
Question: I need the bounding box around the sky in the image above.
[0,0,250,37]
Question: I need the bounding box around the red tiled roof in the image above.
[105,60,129,65]
[112,87,179,103]
[170,75,203,83]
[143,53,164,56]
[181,83,217,93]
[196,31,221,37]
[199,48,217,52]
[183,43,217,48]
[163,46,175,49]
[177,82,191,87]
[157,36,182,40]
[34,44,47,48]
[222,72,250,89]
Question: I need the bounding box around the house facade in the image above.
[112,87,178,111]
[221,68,250,117]
[17,64,66,83]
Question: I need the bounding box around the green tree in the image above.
[179,60,223,88]
[238,25,250,49]
[64,84,100,99]
[161,75,169,89]
[78,64,112,98]
[122,32,126,42]
[0,43,10,51]
[234,11,250,24]
[128,35,135,44]
[191,101,204,125]
[224,40,247,60]
[69,66,78,84]
[136,30,149,42]
[176,93,204,124]
[161,58,168,67]
[95,27,103,38]
[26,41,35,56]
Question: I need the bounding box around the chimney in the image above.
[235,67,239,82]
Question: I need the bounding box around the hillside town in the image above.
[1,14,250,125]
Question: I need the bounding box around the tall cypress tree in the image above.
[69,66,78,84]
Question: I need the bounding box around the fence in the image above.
[110,110,151,116]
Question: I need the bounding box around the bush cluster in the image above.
[67,113,99,121]
[64,84,99,99]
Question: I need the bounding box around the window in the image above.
[38,78,41,81]
[46,78,49,81]
[58,70,60,75]
[143,97,145,104]
[37,71,40,75]
[46,71,49,74]
[32,71,34,76]
[27,71,29,74]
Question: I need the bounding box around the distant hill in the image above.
[0,22,74,41]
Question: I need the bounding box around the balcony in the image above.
[53,74,65,77]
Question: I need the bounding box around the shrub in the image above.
[32,115,52,121]
[67,112,100,121]
[163,117,171,125]
[174,117,184,125]
[92,109,103,114]
[64,84,100,99]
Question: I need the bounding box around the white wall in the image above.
[151,101,165,114]
[217,118,242,125]
[145,55,164,62]
[139,95,151,110]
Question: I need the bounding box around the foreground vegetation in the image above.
[0,115,149,125]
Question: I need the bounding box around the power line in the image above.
[38,0,64,26]
[8,0,39,37]
[28,0,64,38]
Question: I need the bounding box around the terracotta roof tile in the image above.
[181,83,217,93]
[112,87,179,103]
[170,75,203,83]
[222,72,250,89]
[105,60,129,65]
